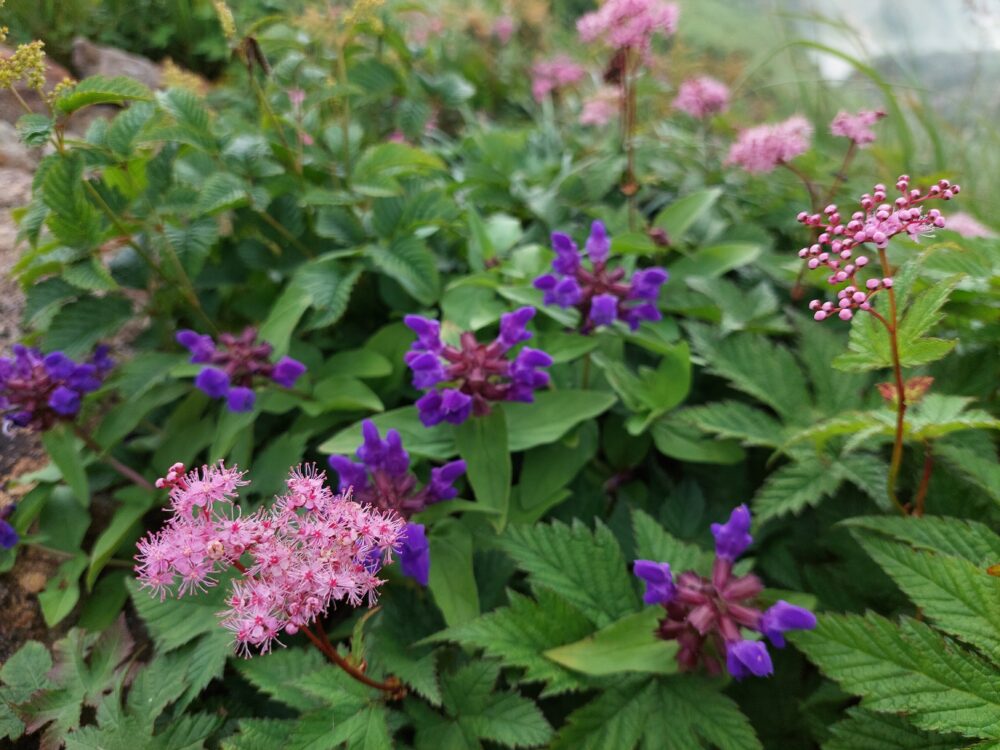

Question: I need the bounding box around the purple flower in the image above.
[399,523,430,586]
[0,519,17,549]
[711,504,752,561]
[405,310,552,425]
[271,357,306,388]
[328,421,465,516]
[196,368,231,399]
[585,221,610,264]
[726,640,773,680]
[48,386,81,416]
[589,293,619,327]
[633,560,676,605]
[177,329,216,363]
[91,345,115,375]
[227,387,256,412]
[43,352,75,380]
[535,225,667,334]
[761,601,817,648]
[67,364,101,393]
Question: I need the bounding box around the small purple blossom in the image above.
[0,504,17,550]
[404,309,553,426]
[399,523,430,586]
[327,419,466,517]
[641,505,815,680]
[177,328,307,412]
[535,221,668,333]
[1,345,114,432]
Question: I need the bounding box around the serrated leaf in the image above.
[45,296,132,358]
[825,708,964,750]
[682,401,786,448]
[631,508,710,573]
[195,172,249,214]
[842,515,1000,566]
[753,453,848,522]
[641,678,762,750]
[17,113,54,147]
[55,76,152,114]
[351,142,445,197]
[367,237,440,305]
[500,520,637,628]
[127,577,226,652]
[106,102,155,156]
[300,261,362,330]
[792,613,1000,739]
[550,678,653,750]
[934,442,1000,505]
[234,648,327,712]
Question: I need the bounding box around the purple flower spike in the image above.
[711,504,753,562]
[48,386,81,416]
[327,455,370,492]
[726,640,773,680]
[272,356,307,388]
[404,315,443,353]
[535,224,667,334]
[589,293,619,327]
[633,560,676,605]
[176,329,217,363]
[357,420,387,466]
[196,368,231,400]
[227,387,256,412]
[585,220,610,263]
[499,307,536,350]
[761,601,817,648]
[428,460,467,501]
[382,430,410,476]
[399,523,430,586]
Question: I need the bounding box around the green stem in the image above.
[878,248,908,515]
[249,74,300,175]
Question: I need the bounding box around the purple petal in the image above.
[0,520,18,550]
[67,364,101,393]
[711,504,753,562]
[328,455,370,493]
[553,277,583,307]
[633,560,676,605]
[415,391,446,427]
[403,315,443,353]
[428,459,467,501]
[439,388,473,424]
[272,356,306,388]
[726,640,773,680]
[43,352,75,380]
[176,329,216,363]
[761,601,817,648]
[226,386,256,412]
[498,307,536,349]
[399,523,430,586]
[407,351,446,389]
[630,267,669,301]
[195,367,231,399]
[589,293,619,327]
[383,429,410,476]
[585,220,610,263]
[48,386,81,416]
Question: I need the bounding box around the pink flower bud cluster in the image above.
[829,109,886,146]
[136,461,404,656]
[672,76,730,119]
[580,86,619,127]
[797,176,959,321]
[725,116,812,174]
[531,56,587,102]
[577,0,679,56]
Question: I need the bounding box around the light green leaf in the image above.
[456,410,511,529]
[55,76,152,114]
[503,390,617,452]
[650,415,745,464]
[41,425,89,506]
[367,237,441,305]
[652,188,722,243]
[86,488,152,589]
[38,555,87,626]
[682,401,786,448]
[258,280,312,356]
[45,296,132,359]
[428,519,480,627]
[670,242,761,279]
[320,407,456,460]
[544,609,677,676]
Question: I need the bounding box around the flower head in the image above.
[725,116,812,174]
[945,211,994,239]
[830,109,885,146]
[673,76,729,119]
[534,221,667,332]
[638,504,815,679]
[493,15,516,44]
[798,176,960,322]
[327,419,466,516]
[580,86,619,127]
[1,345,113,432]
[176,327,306,412]
[403,309,552,426]
[577,0,679,56]
[135,461,404,656]
[531,55,586,102]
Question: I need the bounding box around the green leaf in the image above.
[41,425,89,506]
[17,113,54,146]
[235,648,327,711]
[367,237,441,305]
[503,390,617,452]
[550,678,653,750]
[792,613,1000,739]
[106,102,155,156]
[86,487,152,589]
[431,588,593,697]
[311,375,384,413]
[825,708,965,750]
[544,609,677,676]
[842,515,1000,566]
[855,535,1000,661]
[682,401,786,448]
[38,555,88,626]
[934,442,1000,505]
[40,153,101,248]
[45,296,132,359]
[511,424,598,525]
[631,509,711,573]
[195,172,249,214]
[209,406,256,461]
[258,280,312,357]
[428,519,480,627]
[669,242,761,279]
[641,678,762,750]
[650,414,746,464]
[127,577,227,652]
[321,349,392,379]
[753,453,848,522]
[1,641,54,701]
[300,262,362,330]
[908,394,1000,440]
[55,76,152,114]
[456,410,511,530]
[500,520,637,628]
[320,407,456,460]
[652,188,722,243]
[351,142,446,197]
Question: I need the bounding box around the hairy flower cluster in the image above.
[725,116,812,174]
[534,221,668,332]
[136,462,404,656]
[531,55,586,102]
[0,40,47,91]
[177,328,306,412]
[0,503,17,550]
[798,175,959,321]
[577,0,679,56]
[580,86,619,126]
[635,505,816,679]
[673,76,730,119]
[404,308,552,426]
[1,345,113,432]
[830,108,885,146]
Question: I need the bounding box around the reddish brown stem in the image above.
[73,424,154,492]
[303,624,404,698]
[913,444,934,518]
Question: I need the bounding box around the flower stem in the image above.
[72,424,154,492]
[878,247,908,514]
[303,622,405,699]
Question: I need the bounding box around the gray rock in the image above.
[0,122,37,171]
[71,37,163,89]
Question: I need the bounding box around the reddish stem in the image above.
[73,424,154,492]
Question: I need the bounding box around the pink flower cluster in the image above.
[531,56,587,102]
[946,211,994,239]
[580,87,619,126]
[136,461,404,656]
[577,0,679,55]
[726,116,812,174]
[830,109,886,146]
[673,76,730,119]
[797,175,959,321]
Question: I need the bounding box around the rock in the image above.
[71,37,162,89]
[0,122,36,171]
[0,43,73,125]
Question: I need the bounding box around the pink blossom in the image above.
[531,56,586,102]
[287,88,306,110]
[673,76,730,119]
[945,211,994,238]
[577,0,679,56]
[493,15,516,44]
[580,87,619,126]
[725,116,813,174]
[830,109,886,146]
[387,130,408,144]
[135,462,404,656]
